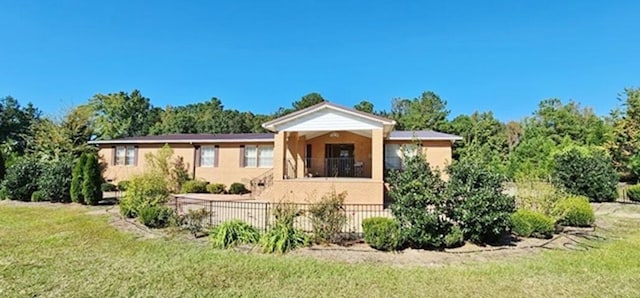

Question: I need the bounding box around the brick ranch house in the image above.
[90,102,462,204]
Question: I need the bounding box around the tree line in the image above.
[1,87,640,182]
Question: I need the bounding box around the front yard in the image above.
[1,201,640,297]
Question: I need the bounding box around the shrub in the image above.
[117,180,130,191]
[207,183,226,194]
[70,154,87,204]
[510,209,555,239]
[119,173,170,218]
[448,159,516,244]
[229,182,248,194]
[180,180,209,193]
[513,180,564,216]
[138,205,174,228]
[308,190,348,244]
[627,184,640,202]
[260,224,308,254]
[38,159,73,203]
[362,217,404,251]
[552,196,595,227]
[31,190,46,202]
[387,153,454,249]
[181,208,211,237]
[0,158,43,201]
[551,147,618,202]
[82,154,103,205]
[443,225,464,248]
[101,182,117,192]
[210,220,260,249]
[144,144,191,193]
[0,152,5,182]
[0,188,7,200]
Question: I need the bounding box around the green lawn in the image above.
[1,204,640,297]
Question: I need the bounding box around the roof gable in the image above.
[262,102,395,132]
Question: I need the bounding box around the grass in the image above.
[1,204,640,297]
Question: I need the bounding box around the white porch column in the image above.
[371,129,384,181]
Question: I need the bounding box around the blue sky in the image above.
[1,0,639,121]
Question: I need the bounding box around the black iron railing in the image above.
[170,196,391,234]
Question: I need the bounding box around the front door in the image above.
[325,144,355,177]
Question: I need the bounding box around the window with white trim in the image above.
[200,146,216,167]
[244,145,274,168]
[115,146,136,166]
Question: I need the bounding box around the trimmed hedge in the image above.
[362,217,404,251]
[552,196,595,227]
[181,180,209,193]
[627,184,640,202]
[511,209,555,239]
[101,183,117,192]
[38,158,73,203]
[229,182,248,195]
[207,183,226,194]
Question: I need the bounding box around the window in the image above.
[200,146,216,167]
[384,144,420,170]
[244,145,274,168]
[115,146,136,166]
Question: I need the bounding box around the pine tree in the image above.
[70,153,86,204]
[82,153,103,205]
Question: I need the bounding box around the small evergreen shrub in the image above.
[70,154,87,204]
[0,188,7,200]
[38,158,73,203]
[210,220,260,249]
[117,180,130,191]
[101,183,117,192]
[387,154,454,249]
[551,147,618,202]
[31,190,47,202]
[552,196,595,227]
[627,184,640,202]
[229,182,248,194]
[206,183,226,194]
[308,190,348,244]
[138,205,174,228]
[362,217,404,251]
[0,152,5,182]
[82,154,103,205]
[510,209,555,239]
[180,180,208,193]
[448,159,516,244]
[0,158,43,201]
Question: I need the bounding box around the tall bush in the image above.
[551,146,618,202]
[38,158,73,203]
[0,157,43,201]
[70,153,87,204]
[308,190,348,244]
[387,153,456,249]
[119,173,170,218]
[448,160,516,244]
[82,153,103,205]
[0,152,5,182]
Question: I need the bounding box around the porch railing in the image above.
[285,158,372,179]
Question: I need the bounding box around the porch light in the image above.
[329,132,340,138]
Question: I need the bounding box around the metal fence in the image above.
[170,196,392,234]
